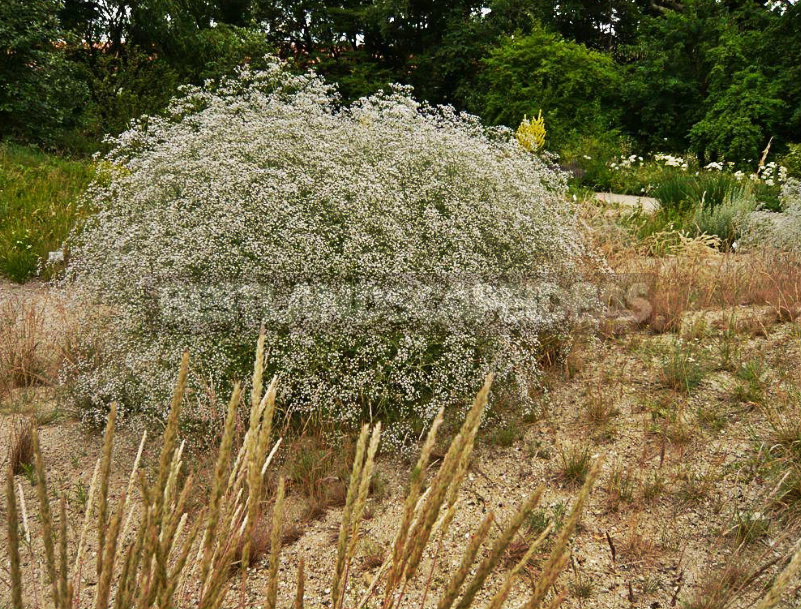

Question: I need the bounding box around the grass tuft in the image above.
[659,342,706,394]
[558,444,592,486]
[8,416,35,475]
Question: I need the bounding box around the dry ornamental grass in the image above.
[3,331,611,609]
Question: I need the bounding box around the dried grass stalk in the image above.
[200,380,241,591]
[484,523,554,609]
[332,424,370,609]
[31,426,59,607]
[5,469,24,609]
[58,495,69,609]
[436,512,495,609]
[97,402,117,582]
[294,557,306,609]
[453,485,544,609]
[524,456,603,609]
[754,542,801,609]
[265,477,286,609]
[386,407,444,597]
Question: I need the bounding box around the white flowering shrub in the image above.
[741,179,801,253]
[64,60,592,447]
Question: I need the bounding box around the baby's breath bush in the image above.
[65,59,593,447]
[741,179,801,253]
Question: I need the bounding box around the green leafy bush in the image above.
[557,132,628,191]
[780,144,801,179]
[476,25,621,151]
[689,68,784,164]
[0,0,92,148]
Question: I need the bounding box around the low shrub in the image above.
[557,132,629,191]
[741,179,801,254]
[691,187,756,247]
[65,59,595,447]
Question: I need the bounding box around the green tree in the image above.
[58,0,272,138]
[529,0,651,50]
[690,68,783,162]
[475,24,622,148]
[0,0,91,147]
[622,0,798,161]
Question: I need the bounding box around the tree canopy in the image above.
[2,0,799,162]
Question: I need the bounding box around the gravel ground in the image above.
[2,282,801,609]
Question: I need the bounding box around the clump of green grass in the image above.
[730,509,770,545]
[658,341,706,394]
[569,575,594,600]
[526,502,566,537]
[606,461,636,512]
[645,394,694,445]
[638,172,760,248]
[287,438,340,500]
[676,467,714,506]
[583,377,620,441]
[731,358,767,405]
[486,419,524,447]
[558,444,593,486]
[0,144,94,282]
[716,327,740,372]
[641,471,665,503]
[696,404,728,432]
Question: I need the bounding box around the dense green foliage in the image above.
[0,144,95,281]
[2,0,799,165]
[478,25,621,149]
[0,0,91,148]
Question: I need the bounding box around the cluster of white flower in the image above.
[610,151,790,188]
[756,161,789,187]
[609,154,643,170]
[653,153,689,170]
[64,59,594,448]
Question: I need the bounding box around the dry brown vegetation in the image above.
[0,294,52,397]
[0,285,80,419]
[6,416,35,475]
[2,334,607,609]
[583,199,801,336]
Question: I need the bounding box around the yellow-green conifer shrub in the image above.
[516,111,546,152]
